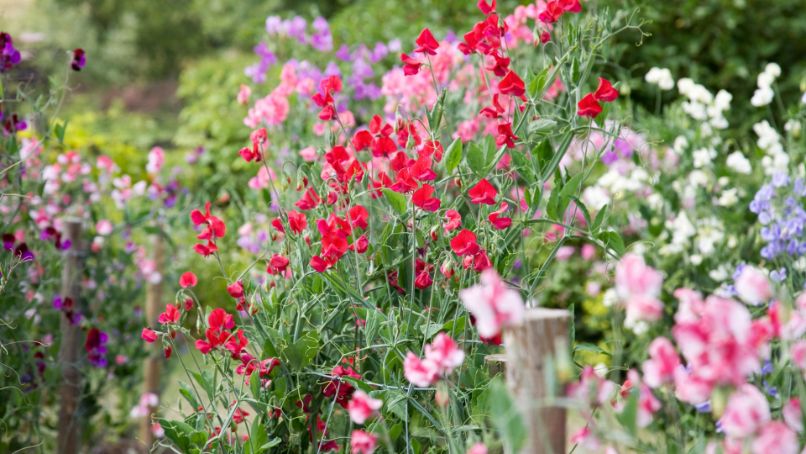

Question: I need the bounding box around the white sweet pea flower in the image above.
[726,151,752,174]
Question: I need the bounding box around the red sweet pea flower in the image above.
[451,229,480,256]
[267,254,290,275]
[190,202,226,257]
[421,140,444,162]
[498,70,525,98]
[179,271,198,288]
[287,210,308,234]
[489,202,513,229]
[233,407,249,425]
[240,128,268,162]
[225,329,249,358]
[414,28,440,55]
[577,93,602,118]
[295,187,322,211]
[412,184,442,212]
[352,115,397,157]
[593,77,619,102]
[227,281,244,299]
[353,234,369,254]
[538,1,565,24]
[468,178,498,205]
[443,209,462,233]
[347,205,369,230]
[559,0,582,13]
[310,255,329,273]
[323,365,362,408]
[477,0,496,15]
[496,122,518,149]
[195,308,236,354]
[141,328,158,343]
[312,76,342,120]
[158,304,181,325]
[415,261,434,289]
[400,53,423,76]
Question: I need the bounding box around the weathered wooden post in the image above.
[140,235,164,448]
[503,308,571,454]
[57,219,84,454]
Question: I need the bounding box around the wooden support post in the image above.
[140,235,164,449]
[57,219,84,454]
[503,308,571,454]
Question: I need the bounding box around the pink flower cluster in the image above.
[403,333,465,387]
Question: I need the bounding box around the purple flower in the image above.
[286,16,308,43]
[336,44,351,61]
[71,48,86,71]
[265,16,284,35]
[85,327,109,368]
[0,32,21,72]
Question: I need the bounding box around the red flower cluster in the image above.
[538,0,582,24]
[239,127,267,162]
[312,75,342,121]
[400,28,439,76]
[194,308,237,354]
[310,206,369,272]
[450,229,492,272]
[577,77,619,118]
[322,365,362,408]
[190,202,226,256]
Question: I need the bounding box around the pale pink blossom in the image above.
[403,352,439,387]
[791,340,806,370]
[615,254,664,326]
[237,84,252,105]
[95,219,113,236]
[720,384,770,438]
[751,421,798,454]
[346,390,382,425]
[459,269,525,339]
[146,146,165,175]
[466,443,488,454]
[735,266,772,306]
[642,337,680,388]
[783,398,803,433]
[424,333,464,375]
[350,430,377,454]
[299,146,318,162]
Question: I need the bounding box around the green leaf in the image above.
[617,386,639,437]
[527,67,550,99]
[559,172,585,200]
[591,204,608,232]
[528,118,557,136]
[466,141,488,176]
[574,342,611,356]
[157,418,195,451]
[284,331,321,369]
[444,137,463,173]
[489,378,527,452]
[382,188,408,216]
[598,229,625,257]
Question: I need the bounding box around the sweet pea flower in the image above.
[424,333,465,375]
[752,421,798,454]
[466,443,488,454]
[179,271,198,288]
[346,390,382,425]
[735,266,772,306]
[720,384,770,438]
[459,269,525,339]
[615,254,664,328]
[350,430,377,454]
[403,352,439,387]
[641,337,680,388]
[783,398,803,433]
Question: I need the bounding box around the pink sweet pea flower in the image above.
[346,390,382,425]
[466,443,488,454]
[459,269,525,339]
[783,398,803,433]
[237,84,251,105]
[350,430,377,454]
[299,146,318,162]
[403,352,439,387]
[735,266,772,306]
[141,328,158,343]
[752,421,798,454]
[179,271,198,288]
[615,254,664,326]
[641,337,680,388]
[720,384,770,438]
[424,333,465,375]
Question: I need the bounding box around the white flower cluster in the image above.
[754,120,789,176]
[750,63,781,107]
[582,166,650,211]
[677,78,732,130]
[645,67,674,90]
[726,151,752,174]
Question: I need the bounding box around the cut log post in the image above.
[56,219,84,454]
[140,235,164,449]
[503,308,571,454]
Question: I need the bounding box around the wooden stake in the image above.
[140,235,164,449]
[56,219,84,454]
[503,308,571,454]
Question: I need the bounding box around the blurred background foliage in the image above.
[3,0,805,170]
